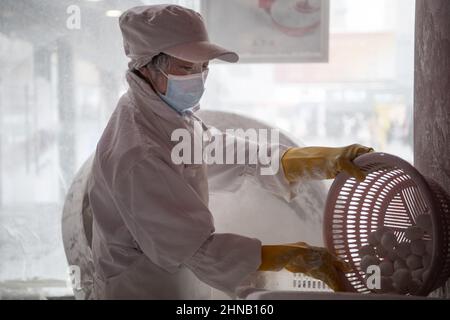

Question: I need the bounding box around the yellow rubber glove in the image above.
[281,144,374,183]
[258,242,351,292]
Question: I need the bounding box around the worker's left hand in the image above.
[259,242,351,292]
[281,144,374,183]
[282,242,352,292]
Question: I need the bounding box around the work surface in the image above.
[243,289,440,300]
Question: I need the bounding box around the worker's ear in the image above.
[138,65,152,80]
[137,65,157,86]
[138,65,167,95]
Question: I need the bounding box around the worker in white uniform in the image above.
[87,4,373,299]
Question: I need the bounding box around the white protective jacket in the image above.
[87,70,298,299]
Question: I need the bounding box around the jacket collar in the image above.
[126,70,183,126]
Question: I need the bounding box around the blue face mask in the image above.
[156,68,208,114]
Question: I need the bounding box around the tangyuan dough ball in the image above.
[405,226,425,241]
[379,260,394,276]
[360,255,380,273]
[387,250,397,261]
[359,245,376,258]
[366,275,393,294]
[411,268,424,281]
[375,245,389,259]
[394,259,408,271]
[393,283,409,295]
[394,242,411,260]
[408,279,422,294]
[368,231,379,246]
[392,269,413,291]
[375,227,391,242]
[406,254,423,270]
[410,239,426,256]
[415,214,432,234]
[379,276,395,293]
[422,254,431,269]
[381,232,398,252]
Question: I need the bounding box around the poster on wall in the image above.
[201,0,330,63]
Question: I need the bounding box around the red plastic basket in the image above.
[323,152,450,295]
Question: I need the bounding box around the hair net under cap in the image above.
[119,5,239,70]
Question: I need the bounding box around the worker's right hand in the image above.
[281,144,374,183]
[258,242,351,292]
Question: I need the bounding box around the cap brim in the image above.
[162,41,239,63]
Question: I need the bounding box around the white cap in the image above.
[119,4,239,69]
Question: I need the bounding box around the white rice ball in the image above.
[394,259,408,271]
[408,279,422,294]
[393,283,409,295]
[411,268,424,281]
[379,260,394,276]
[415,214,432,234]
[410,239,426,256]
[359,245,376,258]
[392,269,412,291]
[406,254,423,270]
[422,254,431,269]
[379,276,395,293]
[394,282,408,294]
[394,242,411,259]
[375,227,391,242]
[405,226,425,241]
[387,250,398,261]
[381,232,398,252]
[360,255,380,272]
[375,245,389,259]
[368,231,379,246]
